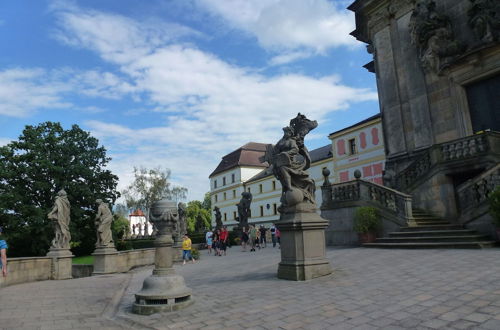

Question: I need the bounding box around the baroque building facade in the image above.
[346,0,500,237]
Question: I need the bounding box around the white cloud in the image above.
[0,68,73,117]
[197,0,358,54]
[0,67,136,117]
[51,1,203,65]
[269,50,315,66]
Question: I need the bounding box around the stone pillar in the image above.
[47,249,73,280]
[276,211,332,281]
[133,199,193,315]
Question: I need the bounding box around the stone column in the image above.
[133,199,193,315]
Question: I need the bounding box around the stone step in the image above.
[400,224,464,231]
[363,241,497,249]
[376,235,491,243]
[414,220,451,225]
[389,229,477,237]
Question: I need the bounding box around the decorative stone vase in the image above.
[133,199,193,315]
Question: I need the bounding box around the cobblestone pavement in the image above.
[1,246,500,329]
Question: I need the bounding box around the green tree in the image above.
[202,192,211,211]
[112,214,130,241]
[0,122,119,257]
[186,200,211,234]
[122,166,187,218]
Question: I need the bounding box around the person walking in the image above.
[241,227,249,252]
[0,227,7,277]
[205,229,213,255]
[182,234,195,265]
[213,229,221,256]
[220,226,229,256]
[255,226,261,250]
[270,224,277,248]
[259,225,267,248]
[249,225,257,252]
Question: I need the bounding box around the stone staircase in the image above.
[363,208,497,249]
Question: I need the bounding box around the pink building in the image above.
[329,114,385,185]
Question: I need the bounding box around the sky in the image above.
[0,0,379,202]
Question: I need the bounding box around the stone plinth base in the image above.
[46,248,73,280]
[133,274,193,315]
[276,210,332,281]
[92,247,118,275]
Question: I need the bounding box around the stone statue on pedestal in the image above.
[260,113,331,281]
[236,192,252,230]
[95,199,114,248]
[261,113,318,213]
[213,206,223,229]
[47,189,71,250]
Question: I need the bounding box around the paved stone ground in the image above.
[1,246,500,329]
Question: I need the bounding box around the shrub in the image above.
[233,237,241,245]
[353,207,380,234]
[489,186,500,227]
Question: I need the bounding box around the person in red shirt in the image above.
[219,226,229,256]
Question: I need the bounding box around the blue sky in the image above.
[0,0,378,201]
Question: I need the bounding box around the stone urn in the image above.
[133,199,193,315]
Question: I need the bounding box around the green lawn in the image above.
[72,256,94,265]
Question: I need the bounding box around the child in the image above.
[182,234,195,265]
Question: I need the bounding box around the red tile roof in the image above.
[209,142,269,178]
[130,209,145,217]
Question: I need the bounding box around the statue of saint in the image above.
[213,206,223,229]
[261,113,318,212]
[94,199,114,247]
[47,189,71,249]
[236,192,252,230]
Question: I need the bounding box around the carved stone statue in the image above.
[178,202,187,236]
[261,113,318,213]
[236,192,252,230]
[47,189,71,249]
[468,0,500,43]
[95,199,114,248]
[409,0,463,73]
[213,206,223,229]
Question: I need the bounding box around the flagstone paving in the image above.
[1,246,500,329]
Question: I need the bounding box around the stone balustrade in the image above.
[457,163,500,213]
[396,131,500,191]
[321,177,414,227]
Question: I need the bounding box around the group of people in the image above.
[204,224,281,255]
[241,224,280,252]
[204,226,230,256]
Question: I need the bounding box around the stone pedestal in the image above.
[276,211,332,281]
[133,199,193,315]
[46,248,73,280]
[92,246,118,275]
